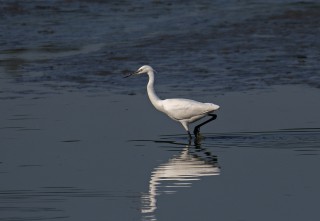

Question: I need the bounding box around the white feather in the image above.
[130,65,220,138]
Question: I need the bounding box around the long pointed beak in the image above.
[123,72,134,78]
[124,70,139,78]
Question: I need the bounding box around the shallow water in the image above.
[138,131,320,221]
[1,0,320,221]
[1,87,320,221]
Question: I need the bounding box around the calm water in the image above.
[1,1,320,221]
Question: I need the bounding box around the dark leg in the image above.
[187,131,192,140]
[193,114,217,137]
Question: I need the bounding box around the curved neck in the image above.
[147,70,163,111]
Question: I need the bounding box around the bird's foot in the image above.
[193,126,200,138]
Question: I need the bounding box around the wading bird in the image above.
[125,65,219,140]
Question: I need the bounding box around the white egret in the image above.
[125,65,220,139]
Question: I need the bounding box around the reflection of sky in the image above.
[141,146,220,218]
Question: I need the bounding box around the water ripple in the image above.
[138,128,320,155]
[0,187,139,221]
[1,1,319,96]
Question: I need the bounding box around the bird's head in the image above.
[135,65,154,75]
[124,65,154,78]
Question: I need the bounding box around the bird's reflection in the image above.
[141,140,220,220]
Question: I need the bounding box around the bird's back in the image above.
[161,98,219,122]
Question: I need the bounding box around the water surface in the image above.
[1,1,320,220]
[1,88,320,220]
[1,0,319,96]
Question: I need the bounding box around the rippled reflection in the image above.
[141,143,220,219]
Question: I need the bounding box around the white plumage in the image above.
[125,65,220,139]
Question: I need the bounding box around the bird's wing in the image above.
[162,99,219,121]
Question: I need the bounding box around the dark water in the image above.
[1,1,320,221]
[1,0,319,96]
